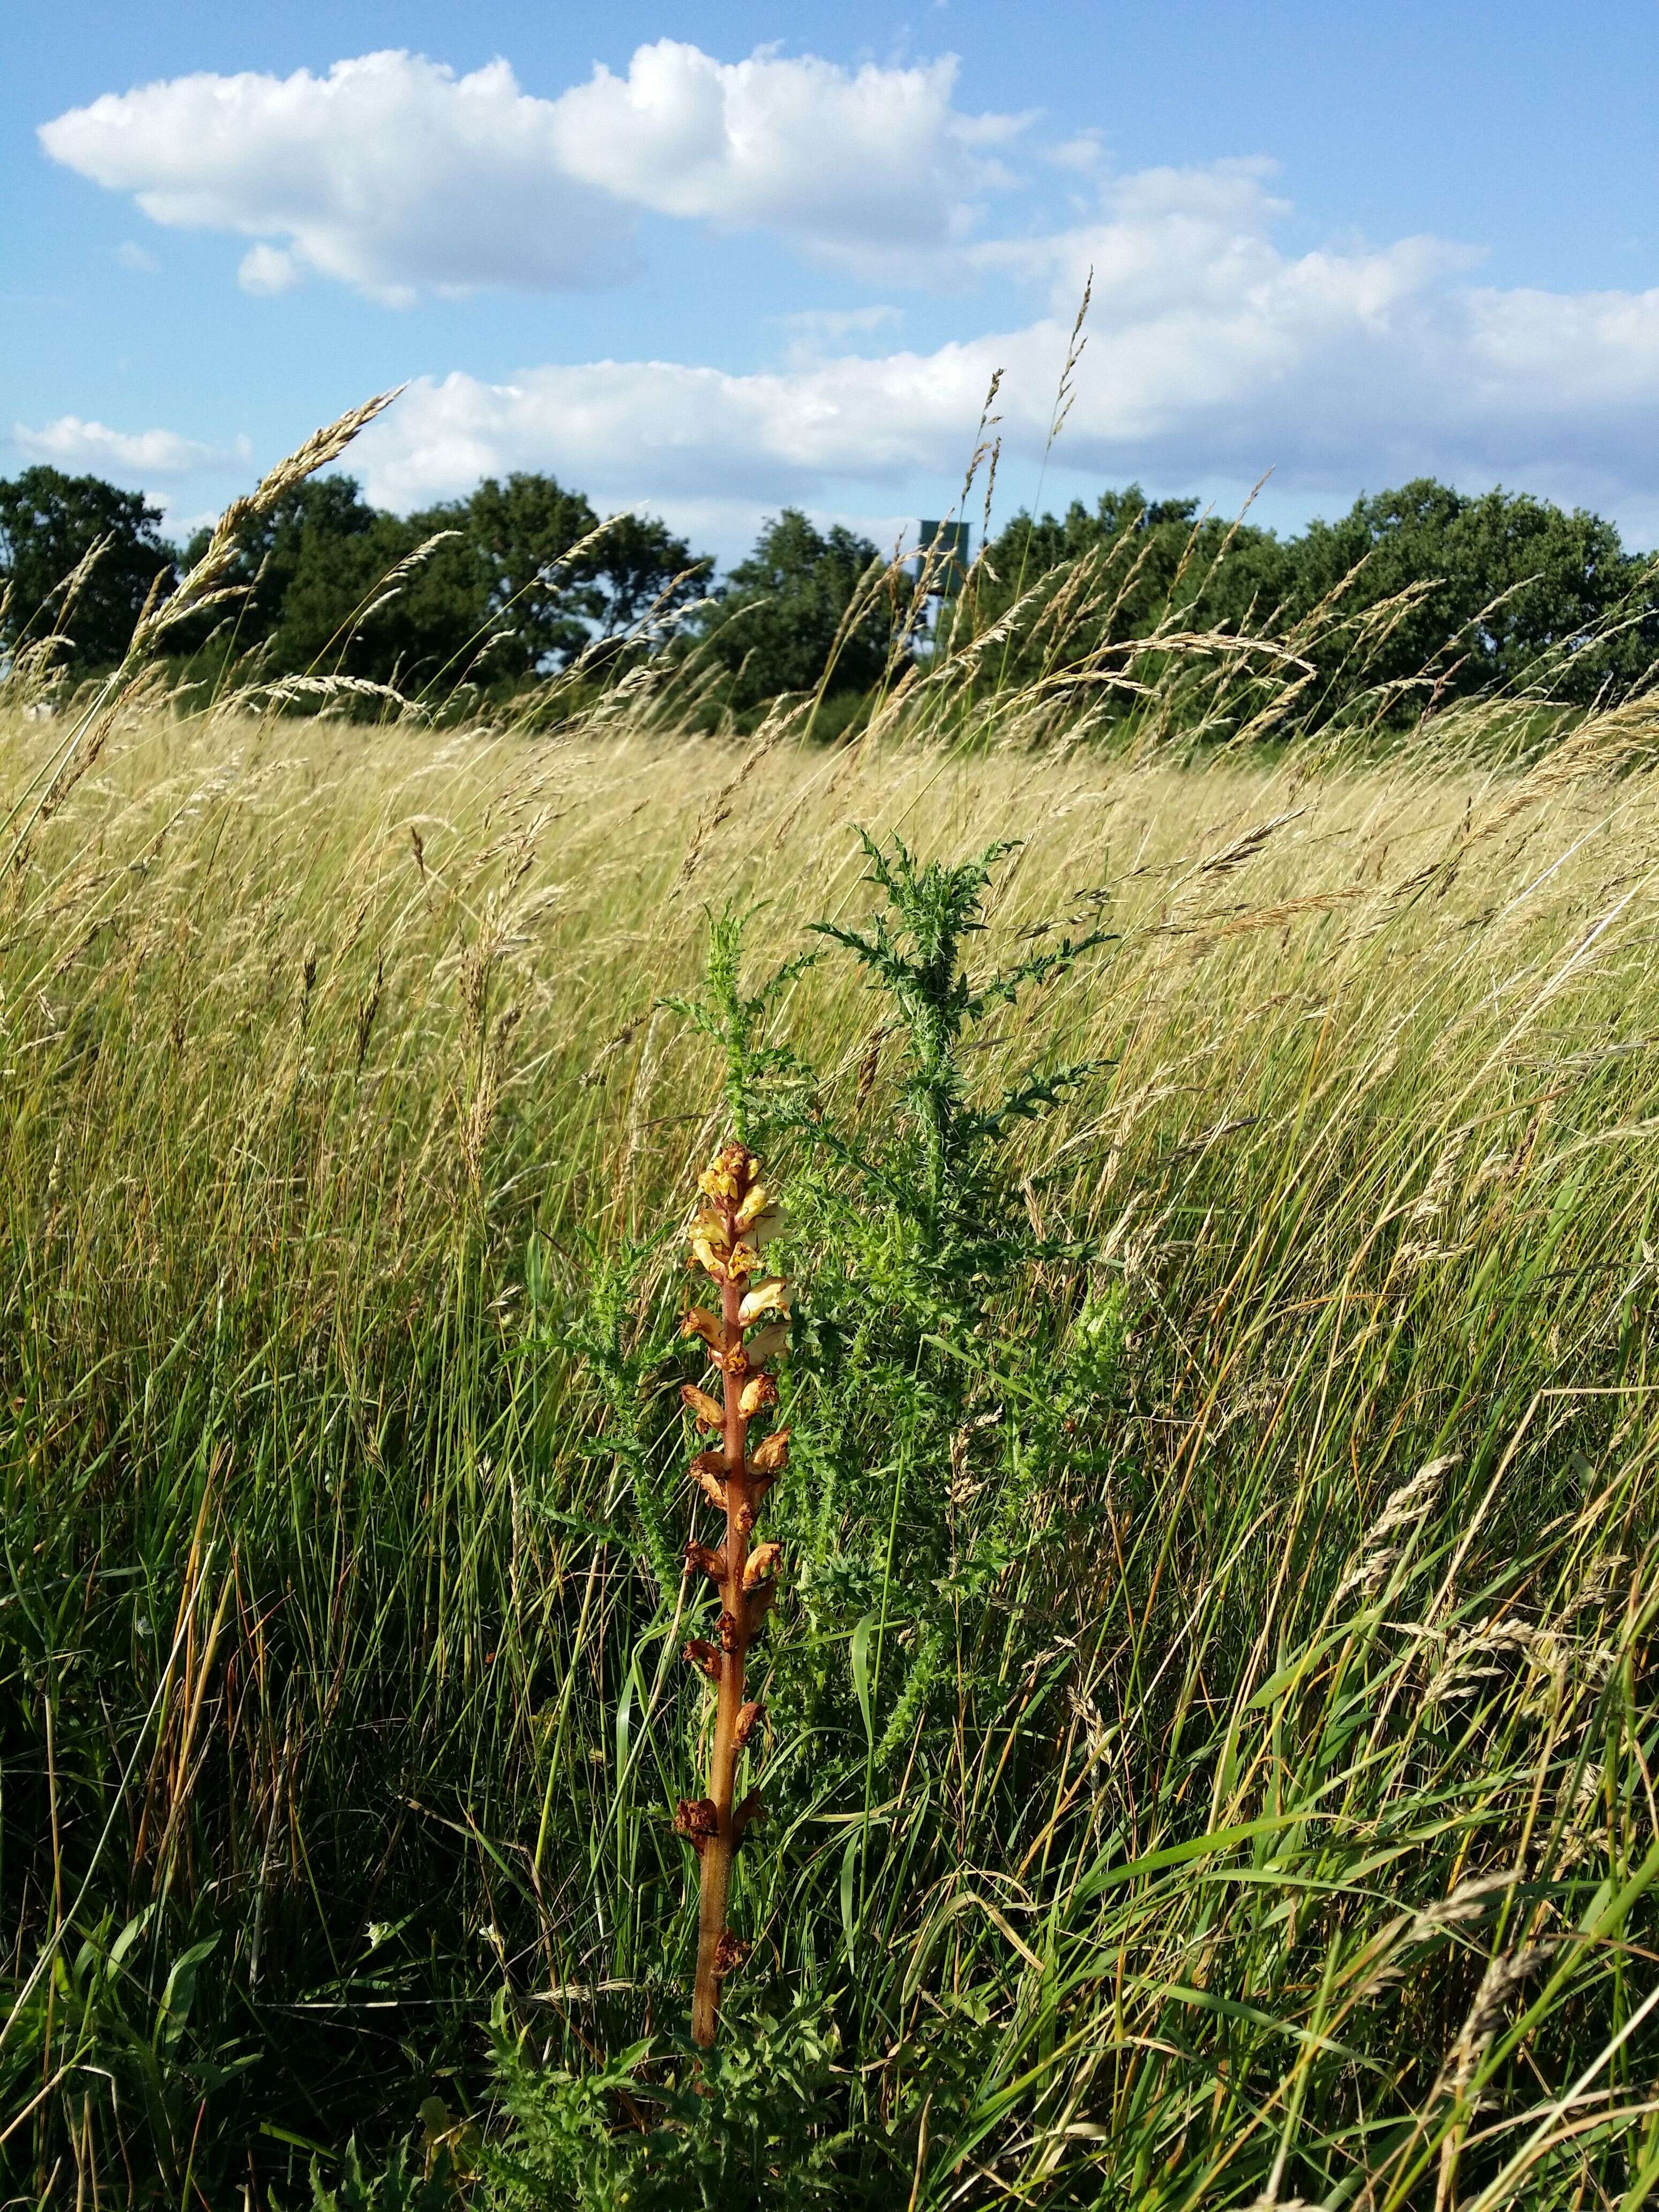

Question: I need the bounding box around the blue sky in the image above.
[7,1,1659,564]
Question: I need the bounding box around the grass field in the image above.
[2,642,1658,2204]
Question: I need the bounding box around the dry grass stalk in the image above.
[673,1140,791,2044]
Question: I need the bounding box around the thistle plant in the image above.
[674,1140,793,2047]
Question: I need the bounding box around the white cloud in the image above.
[12,416,222,474]
[39,44,1024,302]
[39,53,637,304]
[114,240,160,272]
[546,42,1021,275]
[779,303,903,368]
[345,161,1659,540]
[238,243,300,296]
[1047,130,1105,174]
[782,304,902,338]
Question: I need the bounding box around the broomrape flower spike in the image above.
[675,1139,792,2046]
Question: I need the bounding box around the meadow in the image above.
[1,440,1657,2206]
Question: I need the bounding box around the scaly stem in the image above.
[691,1254,750,2045]
[675,1142,790,2047]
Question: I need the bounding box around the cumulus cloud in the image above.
[546,42,1021,275]
[345,161,1659,536]
[39,53,637,304]
[12,416,231,474]
[39,44,1023,301]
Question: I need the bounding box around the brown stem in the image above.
[691,1206,750,2047]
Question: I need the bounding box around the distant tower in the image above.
[914,519,972,599]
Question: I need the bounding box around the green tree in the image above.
[952,479,1657,724]
[189,470,711,692]
[958,486,1292,679]
[1284,478,1650,705]
[180,476,380,652]
[580,509,708,638]
[464,473,601,671]
[0,467,176,672]
[180,478,500,696]
[697,509,902,713]
[465,474,707,670]
[264,504,499,694]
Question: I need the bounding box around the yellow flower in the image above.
[749,1429,790,1475]
[681,1307,723,1353]
[738,1278,790,1325]
[743,1322,788,1365]
[738,1373,778,1418]
[698,1144,756,1202]
[681,1383,725,1430]
[690,1234,728,1282]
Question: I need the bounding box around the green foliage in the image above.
[694,509,903,712]
[465,473,603,671]
[485,2000,847,2209]
[0,1909,257,2203]
[177,476,499,693]
[660,899,818,1144]
[0,465,176,672]
[181,476,378,644]
[467,474,705,670]
[959,484,1291,678]
[955,475,1658,731]
[309,2135,461,2212]
[811,831,1107,1269]
[174,469,708,701]
[17,451,1659,729]
[1291,475,1655,703]
[544,1229,686,1609]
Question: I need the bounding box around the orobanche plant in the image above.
[673,1141,793,2047]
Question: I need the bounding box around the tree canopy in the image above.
[961,478,1655,713]
[693,507,903,712]
[177,472,708,695]
[1289,479,1650,702]
[3,457,1654,729]
[0,467,176,671]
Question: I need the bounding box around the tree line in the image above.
[2,460,1655,720]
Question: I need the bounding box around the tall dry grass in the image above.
[0,454,1657,2203]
